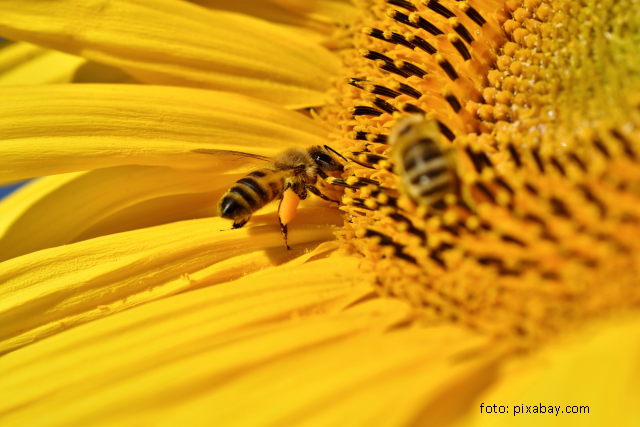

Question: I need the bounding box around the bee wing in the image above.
[191,148,272,163]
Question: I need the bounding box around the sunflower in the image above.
[1,0,639,426]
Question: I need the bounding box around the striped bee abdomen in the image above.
[218,169,284,225]
[401,138,457,207]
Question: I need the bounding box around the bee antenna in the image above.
[324,145,350,164]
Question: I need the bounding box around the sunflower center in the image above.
[324,0,640,345]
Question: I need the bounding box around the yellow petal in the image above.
[0,84,330,183]
[463,315,640,427]
[311,0,358,24]
[0,0,340,107]
[0,49,85,85]
[71,61,137,83]
[192,0,333,35]
[0,166,242,262]
[165,318,502,427]
[0,268,504,427]
[0,42,136,84]
[193,0,315,23]
[0,41,47,73]
[0,256,372,425]
[72,191,220,242]
[0,208,343,355]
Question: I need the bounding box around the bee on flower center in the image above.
[389,115,459,211]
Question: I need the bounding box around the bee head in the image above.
[309,146,345,175]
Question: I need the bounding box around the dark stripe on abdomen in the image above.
[228,184,262,210]
[236,177,272,205]
[403,139,440,171]
[248,169,283,200]
[409,164,449,185]
[419,181,452,198]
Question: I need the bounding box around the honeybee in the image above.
[389,115,459,209]
[216,145,345,249]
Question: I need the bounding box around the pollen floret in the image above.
[327,0,640,344]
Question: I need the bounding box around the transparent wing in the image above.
[191,148,272,163]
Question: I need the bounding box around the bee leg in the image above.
[304,185,340,206]
[279,218,291,251]
[232,217,250,228]
[298,187,308,200]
